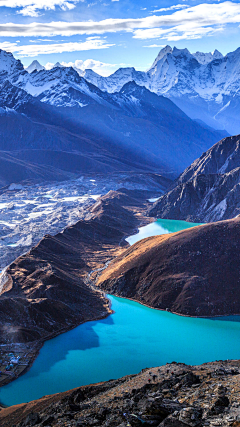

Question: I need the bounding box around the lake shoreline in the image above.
[2,287,239,407]
[1,196,238,407]
[0,304,112,408]
[3,293,240,407]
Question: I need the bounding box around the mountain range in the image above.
[0,49,226,185]
[28,46,240,135]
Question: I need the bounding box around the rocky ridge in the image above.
[0,185,160,388]
[1,360,240,426]
[0,172,169,270]
[149,135,240,223]
[0,188,151,345]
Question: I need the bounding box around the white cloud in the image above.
[45,61,55,69]
[151,4,189,13]
[0,38,114,57]
[44,58,128,75]
[143,44,165,47]
[133,23,224,41]
[0,0,81,17]
[0,1,240,43]
[61,59,120,75]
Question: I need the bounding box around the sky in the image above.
[0,0,240,75]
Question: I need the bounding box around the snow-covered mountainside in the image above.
[0,48,229,182]
[81,46,240,135]
[192,49,223,65]
[26,60,45,73]
[149,134,240,223]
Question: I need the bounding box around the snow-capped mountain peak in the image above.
[53,62,65,69]
[212,49,223,60]
[0,50,24,74]
[172,47,190,57]
[0,46,239,135]
[148,45,173,70]
[193,49,223,64]
[26,60,45,73]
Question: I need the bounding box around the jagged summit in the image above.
[149,45,172,69]
[0,49,24,74]
[193,49,223,64]
[119,79,141,93]
[53,62,65,68]
[172,46,190,56]
[212,49,223,59]
[26,60,45,73]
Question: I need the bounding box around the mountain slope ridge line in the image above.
[97,216,240,318]
[0,188,157,388]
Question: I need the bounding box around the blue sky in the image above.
[0,0,240,74]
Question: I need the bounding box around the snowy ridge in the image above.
[0,46,239,133]
[26,60,45,73]
[192,49,223,65]
[80,45,240,134]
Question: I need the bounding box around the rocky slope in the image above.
[0,188,152,346]
[149,135,240,222]
[0,172,170,270]
[1,360,240,426]
[98,217,240,317]
[0,174,171,389]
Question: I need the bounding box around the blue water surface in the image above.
[126,218,203,245]
[1,218,239,407]
[1,295,240,407]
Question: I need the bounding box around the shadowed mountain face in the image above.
[98,217,240,317]
[0,50,229,184]
[149,135,240,222]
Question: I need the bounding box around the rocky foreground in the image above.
[1,360,240,426]
[98,216,240,317]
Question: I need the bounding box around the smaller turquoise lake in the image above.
[1,218,240,407]
[125,218,203,245]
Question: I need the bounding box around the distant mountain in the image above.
[0,49,229,184]
[26,60,45,73]
[82,46,240,135]
[192,49,223,65]
[149,134,240,223]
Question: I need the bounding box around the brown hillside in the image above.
[98,217,240,317]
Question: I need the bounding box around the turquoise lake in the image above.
[1,218,240,407]
[125,218,203,245]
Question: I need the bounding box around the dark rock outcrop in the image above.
[1,360,240,426]
[98,217,240,317]
[149,135,240,222]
